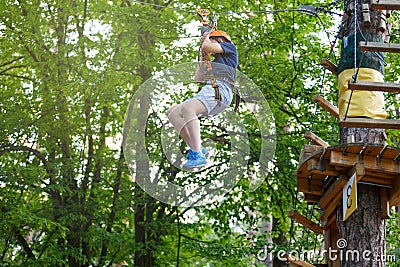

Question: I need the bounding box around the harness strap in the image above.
[233,90,241,113]
[211,79,221,101]
[212,79,241,112]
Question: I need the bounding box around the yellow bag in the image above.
[338,68,387,119]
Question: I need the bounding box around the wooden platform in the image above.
[296,144,400,219]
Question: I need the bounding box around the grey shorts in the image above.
[192,81,233,116]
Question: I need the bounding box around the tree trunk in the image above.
[336,0,388,266]
[337,184,386,266]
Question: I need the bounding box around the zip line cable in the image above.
[130,0,297,15]
[130,0,342,17]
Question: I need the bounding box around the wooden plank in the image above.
[283,254,316,267]
[363,144,386,157]
[319,176,348,209]
[288,210,324,234]
[304,131,330,148]
[361,175,394,186]
[299,144,323,164]
[389,178,400,207]
[370,0,400,10]
[298,178,325,192]
[359,41,400,53]
[296,164,308,178]
[313,94,339,118]
[379,146,400,160]
[343,144,365,154]
[320,189,342,221]
[348,163,366,178]
[323,227,331,262]
[320,58,337,75]
[381,188,390,219]
[366,169,397,180]
[320,167,364,222]
[330,150,400,175]
[348,80,400,93]
[321,210,337,230]
[339,118,400,129]
[329,223,341,267]
[304,193,322,203]
[308,158,342,177]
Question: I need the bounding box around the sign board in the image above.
[343,173,357,221]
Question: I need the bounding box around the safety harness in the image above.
[196,8,241,113]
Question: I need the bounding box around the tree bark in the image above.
[337,184,386,266]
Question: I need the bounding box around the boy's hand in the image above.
[201,25,211,36]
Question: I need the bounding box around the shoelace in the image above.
[187,151,201,160]
[187,148,207,159]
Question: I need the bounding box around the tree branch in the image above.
[0,56,24,68]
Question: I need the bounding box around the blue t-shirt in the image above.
[211,42,238,87]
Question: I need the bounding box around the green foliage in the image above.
[1,0,399,266]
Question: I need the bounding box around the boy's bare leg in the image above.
[167,99,207,152]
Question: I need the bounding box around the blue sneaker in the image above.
[183,150,208,170]
[187,147,208,158]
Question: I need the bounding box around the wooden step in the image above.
[370,0,400,10]
[313,95,339,119]
[304,131,330,148]
[320,58,337,75]
[339,118,400,129]
[359,42,400,53]
[288,210,324,234]
[348,80,400,93]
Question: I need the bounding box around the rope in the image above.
[344,0,361,120]
[354,0,358,78]
[310,14,344,132]
[176,212,181,267]
[287,5,298,264]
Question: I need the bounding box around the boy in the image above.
[167,30,238,169]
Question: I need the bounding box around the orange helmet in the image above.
[210,30,231,42]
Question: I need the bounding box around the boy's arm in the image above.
[201,33,224,54]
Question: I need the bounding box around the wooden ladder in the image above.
[338,36,400,129]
